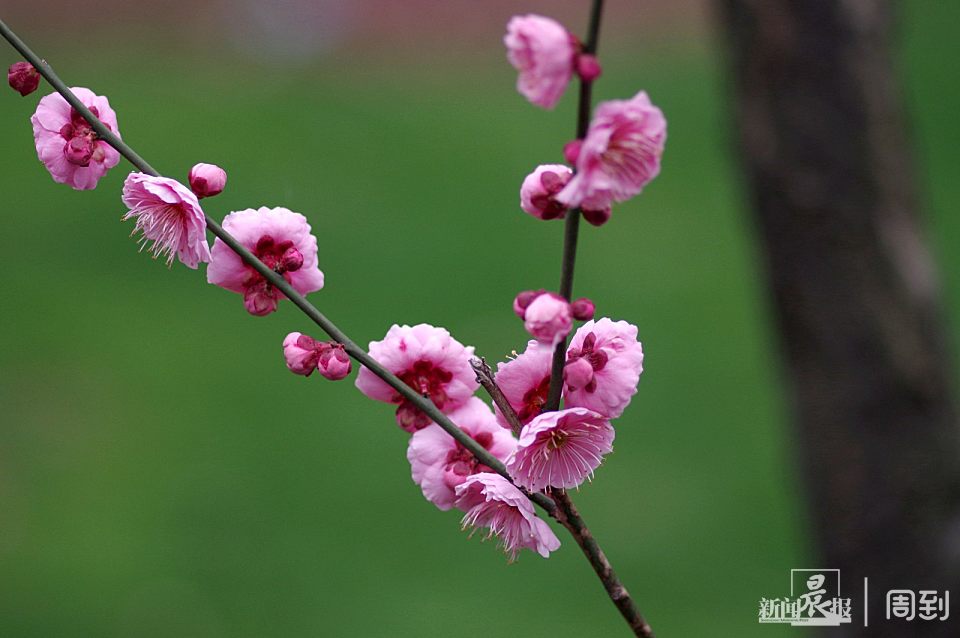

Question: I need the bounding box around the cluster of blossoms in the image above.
[506,15,666,227]
[6,8,663,563]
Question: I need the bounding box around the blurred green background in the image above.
[1,1,957,636]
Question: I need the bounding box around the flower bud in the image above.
[318,343,352,380]
[8,62,40,96]
[283,332,321,376]
[563,357,595,392]
[63,135,95,166]
[188,163,227,198]
[520,164,572,221]
[575,54,603,82]
[243,286,278,316]
[571,297,596,321]
[513,288,546,319]
[562,139,582,165]
[280,246,304,273]
[523,292,572,347]
[581,206,612,227]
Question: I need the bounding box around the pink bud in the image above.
[513,288,546,319]
[575,54,603,82]
[243,286,278,316]
[188,163,227,198]
[283,332,321,376]
[64,136,95,166]
[318,343,352,380]
[563,139,582,165]
[571,297,596,321]
[8,62,40,96]
[523,292,572,347]
[280,246,304,272]
[563,357,594,391]
[520,164,572,221]
[581,206,612,227]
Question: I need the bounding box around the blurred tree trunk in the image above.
[717,1,960,634]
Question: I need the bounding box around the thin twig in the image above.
[0,17,557,516]
[474,355,655,637]
[544,0,605,412]
[551,490,654,637]
[470,357,524,436]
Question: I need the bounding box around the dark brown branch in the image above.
[473,358,654,637]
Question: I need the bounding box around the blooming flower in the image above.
[564,318,644,418]
[493,340,553,428]
[557,91,666,210]
[355,324,478,433]
[31,88,121,190]
[455,472,560,560]
[407,398,517,510]
[188,163,227,198]
[504,14,575,109]
[523,292,572,347]
[207,207,325,316]
[507,407,614,491]
[520,164,571,220]
[121,173,210,268]
[8,62,40,96]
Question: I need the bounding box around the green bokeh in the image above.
[1,2,957,636]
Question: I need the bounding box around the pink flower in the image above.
[507,407,614,491]
[31,88,121,190]
[188,163,227,198]
[8,62,40,96]
[355,324,478,433]
[557,91,667,209]
[493,340,553,428]
[407,398,517,511]
[207,207,325,316]
[121,173,210,269]
[504,15,575,109]
[520,164,572,220]
[564,318,644,418]
[283,332,320,376]
[282,332,351,379]
[571,297,596,321]
[512,288,545,319]
[455,472,560,560]
[317,343,351,380]
[523,292,572,347]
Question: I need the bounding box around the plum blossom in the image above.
[507,407,614,491]
[188,163,227,198]
[493,340,553,428]
[523,292,572,347]
[283,332,322,376]
[520,164,571,221]
[283,332,351,379]
[31,88,121,190]
[557,91,666,210]
[121,173,210,269]
[317,343,351,380]
[207,207,325,316]
[355,324,478,433]
[8,62,40,96]
[455,472,560,560]
[407,398,517,510]
[564,318,644,418]
[504,14,575,109]
[571,297,595,321]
